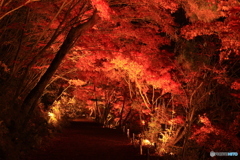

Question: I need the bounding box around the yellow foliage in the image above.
[142,139,154,146]
[68,79,87,86]
[68,97,76,104]
[48,112,58,126]
[48,103,61,126]
[110,55,144,81]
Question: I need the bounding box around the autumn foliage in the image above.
[0,0,240,160]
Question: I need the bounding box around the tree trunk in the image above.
[19,10,98,129]
[119,95,126,127]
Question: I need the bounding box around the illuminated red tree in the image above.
[0,0,240,159]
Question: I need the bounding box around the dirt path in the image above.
[25,119,149,160]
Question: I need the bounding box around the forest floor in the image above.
[24,118,161,160]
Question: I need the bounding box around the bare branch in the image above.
[0,0,39,20]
